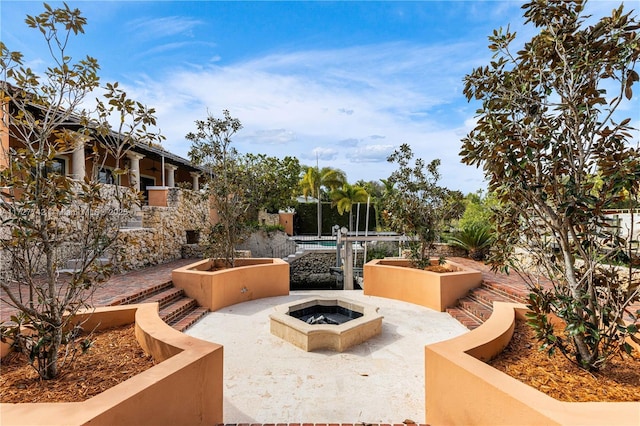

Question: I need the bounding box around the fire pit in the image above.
[269,297,383,352]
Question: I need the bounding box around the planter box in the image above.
[171,258,290,312]
[425,302,640,426]
[363,258,482,311]
[0,303,223,425]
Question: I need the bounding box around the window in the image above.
[98,168,115,184]
[50,157,66,175]
[33,157,67,178]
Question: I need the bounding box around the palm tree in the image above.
[330,183,369,231]
[299,166,346,236]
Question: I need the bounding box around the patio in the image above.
[186,290,468,422]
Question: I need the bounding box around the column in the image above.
[126,152,144,192]
[71,144,86,180]
[190,172,200,191]
[164,164,178,188]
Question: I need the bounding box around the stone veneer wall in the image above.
[0,182,139,276]
[430,243,468,258]
[237,230,295,258]
[290,251,365,289]
[113,188,209,271]
[289,244,465,290]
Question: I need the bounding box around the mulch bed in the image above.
[0,325,155,403]
[489,319,640,402]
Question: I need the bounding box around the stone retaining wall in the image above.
[0,187,210,274]
[113,188,209,271]
[290,251,365,289]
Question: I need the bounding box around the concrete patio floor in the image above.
[186,290,469,423]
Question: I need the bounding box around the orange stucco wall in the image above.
[172,258,290,312]
[424,302,640,426]
[147,186,169,207]
[279,212,295,236]
[0,304,223,425]
[363,258,482,311]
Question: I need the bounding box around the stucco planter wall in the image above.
[424,302,640,426]
[363,258,482,311]
[0,303,223,426]
[171,257,290,312]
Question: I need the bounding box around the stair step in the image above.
[482,279,528,302]
[446,307,483,330]
[159,298,198,324]
[107,281,174,306]
[65,257,111,270]
[141,287,185,309]
[458,297,493,322]
[170,307,209,332]
[473,286,521,305]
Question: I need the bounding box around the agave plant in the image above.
[449,223,494,261]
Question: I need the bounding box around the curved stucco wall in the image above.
[0,303,223,426]
[425,302,640,426]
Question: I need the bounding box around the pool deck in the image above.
[186,290,468,423]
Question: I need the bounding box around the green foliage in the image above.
[295,202,376,235]
[365,244,396,262]
[329,183,369,231]
[449,223,494,261]
[242,154,301,214]
[1,3,157,380]
[299,166,347,236]
[458,191,497,230]
[246,222,285,233]
[384,144,456,269]
[186,110,246,267]
[461,0,640,371]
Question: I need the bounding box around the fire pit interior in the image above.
[289,303,363,325]
[270,297,383,352]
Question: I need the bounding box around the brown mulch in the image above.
[4,320,639,405]
[424,265,455,273]
[0,325,155,403]
[489,319,640,402]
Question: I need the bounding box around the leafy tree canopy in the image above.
[384,143,453,267]
[462,0,640,371]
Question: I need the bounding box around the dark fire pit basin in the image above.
[289,303,363,325]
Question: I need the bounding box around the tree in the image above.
[187,110,246,267]
[384,143,452,268]
[299,166,346,236]
[457,191,497,231]
[461,0,640,371]
[356,179,385,231]
[330,183,369,231]
[242,153,301,216]
[0,4,159,379]
[92,82,164,183]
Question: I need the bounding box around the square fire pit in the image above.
[269,297,383,352]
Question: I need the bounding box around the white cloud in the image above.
[118,39,492,193]
[347,144,396,163]
[246,129,297,145]
[126,16,203,39]
[309,147,338,162]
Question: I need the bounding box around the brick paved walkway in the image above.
[0,258,196,321]
[450,257,639,322]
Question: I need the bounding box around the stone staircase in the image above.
[446,278,528,330]
[109,281,208,332]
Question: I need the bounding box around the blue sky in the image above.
[2,1,638,194]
